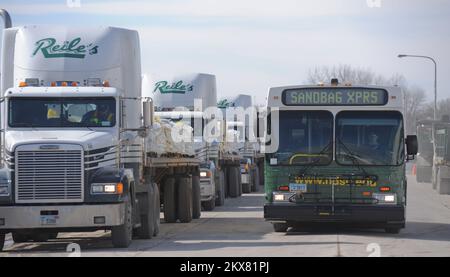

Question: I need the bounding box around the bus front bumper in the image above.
[264,203,405,226]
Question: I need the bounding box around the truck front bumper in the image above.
[200,178,214,202]
[264,203,405,227]
[0,203,125,231]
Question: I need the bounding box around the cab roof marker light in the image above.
[18,81,27,87]
[103,80,110,87]
[50,82,56,87]
[71,82,78,87]
[61,81,68,87]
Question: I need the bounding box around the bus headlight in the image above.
[373,193,397,204]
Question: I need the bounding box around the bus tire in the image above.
[12,232,31,243]
[163,177,177,223]
[215,170,225,206]
[273,223,289,233]
[192,175,201,219]
[0,233,4,251]
[229,167,239,198]
[111,192,133,248]
[177,176,193,223]
[153,183,160,236]
[385,227,401,234]
[137,190,155,239]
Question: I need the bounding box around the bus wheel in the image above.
[385,227,401,234]
[273,223,288,233]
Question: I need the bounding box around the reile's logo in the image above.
[32,37,98,59]
[154,80,194,94]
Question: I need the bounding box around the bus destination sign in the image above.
[282,88,388,106]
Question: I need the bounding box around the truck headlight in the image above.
[272,192,294,202]
[91,183,123,195]
[200,172,208,178]
[373,193,397,204]
[0,185,10,196]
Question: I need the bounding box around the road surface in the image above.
[2,173,450,257]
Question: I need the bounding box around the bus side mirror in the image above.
[406,135,418,159]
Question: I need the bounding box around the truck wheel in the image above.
[215,170,225,206]
[137,190,155,239]
[177,176,193,223]
[111,193,133,248]
[229,167,239,198]
[0,233,4,251]
[273,223,289,233]
[163,177,177,223]
[12,232,31,243]
[237,167,243,196]
[192,175,201,219]
[203,198,216,211]
[242,182,251,193]
[153,183,160,236]
[252,167,260,192]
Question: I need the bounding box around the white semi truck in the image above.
[0,11,200,251]
[150,73,241,212]
[218,94,264,193]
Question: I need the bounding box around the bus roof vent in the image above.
[331,78,339,86]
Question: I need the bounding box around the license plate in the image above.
[40,215,58,226]
[289,183,307,192]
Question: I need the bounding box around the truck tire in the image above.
[273,223,289,233]
[163,177,177,223]
[215,170,225,206]
[111,192,133,248]
[203,198,216,211]
[153,183,160,236]
[237,166,243,196]
[137,189,155,239]
[192,175,202,219]
[229,167,240,198]
[177,176,193,223]
[252,167,260,192]
[0,233,4,251]
[12,232,31,243]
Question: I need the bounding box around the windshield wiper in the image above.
[296,140,333,177]
[336,138,373,179]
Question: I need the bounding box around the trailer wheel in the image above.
[192,175,202,219]
[111,192,133,248]
[12,232,31,243]
[163,177,177,223]
[229,167,240,198]
[153,183,160,236]
[137,189,155,239]
[203,198,216,211]
[177,176,193,223]
[252,167,260,192]
[0,233,4,251]
[273,223,289,233]
[215,170,225,206]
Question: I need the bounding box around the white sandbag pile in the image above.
[146,117,195,157]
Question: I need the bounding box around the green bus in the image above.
[263,80,418,234]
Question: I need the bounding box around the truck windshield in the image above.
[8,97,116,128]
[336,111,404,166]
[271,110,333,165]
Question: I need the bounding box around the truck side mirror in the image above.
[406,135,418,159]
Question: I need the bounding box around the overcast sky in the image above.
[1,0,449,104]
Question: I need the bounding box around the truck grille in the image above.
[15,145,84,203]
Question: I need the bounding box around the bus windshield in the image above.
[8,97,116,128]
[271,110,333,165]
[336,111,404,166]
